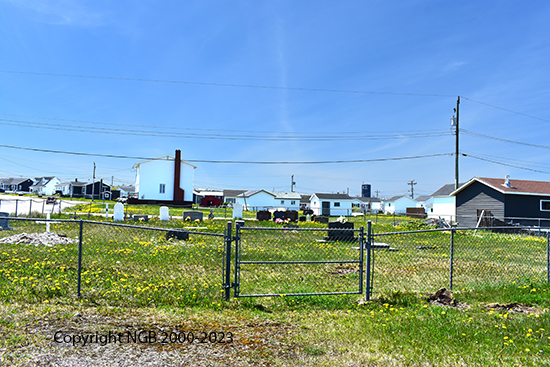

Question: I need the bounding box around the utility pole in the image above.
[92,162,96,203]
[451,96,460,190]
[290,175,296,192]
[408,180,417,199]
[374,190,381,198]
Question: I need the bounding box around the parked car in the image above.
[46,196,56,204]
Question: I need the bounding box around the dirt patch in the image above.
[330,266,359,276]
[428,288,470,310]
[0,232,76,247]
[485,302,545,315]
[0,305,300,366]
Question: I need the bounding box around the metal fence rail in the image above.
[233,225,365,297]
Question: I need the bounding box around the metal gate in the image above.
[226,223,368,298]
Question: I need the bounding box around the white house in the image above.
[384,195,417,214]
[30,177,61,196]
[427,183,463,221]
[310,193,354,216]
[133,150,196,203]
[352,197,383,213]
[236,190,276,210]
[273,191,302,210]
[223,190,246,205]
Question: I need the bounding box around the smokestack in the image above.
[173,150,185,201]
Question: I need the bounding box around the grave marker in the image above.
[113,203,124,222]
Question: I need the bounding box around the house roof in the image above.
[353,197,381,203]
[30,177,57,188]
[238,189,276,198]
[431,183,465,197]
[311,193,353,200]
[223,189,246,197]
[451,177,550,197]
[272,191,302,200]
[415,195,431,202]
[56,181,87,187]
[386,195,417,202]
[132,155,197,169]
[0,177,33,185]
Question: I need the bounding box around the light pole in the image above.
[451,97,460,190]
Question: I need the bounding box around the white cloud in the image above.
[6,0,108,26]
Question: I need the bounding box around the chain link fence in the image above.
[0,218,224,307]
[233,226,364,297]
[371,226,549,295]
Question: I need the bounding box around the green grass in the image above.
[1,216,550,365]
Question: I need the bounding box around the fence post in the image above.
[223,221,232,301]
[547,230,549,284]
[234,221,242,298]
[77,220,83,297]
[365,220,372,302]
[15,199,18,217]
[450,229,455,290]
[359,226,364,295]
[29,199,32,215]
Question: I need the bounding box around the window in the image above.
[281,200,285,204]
[159,183,166,194]
[334,202,340,207]
[291,200,296,205]
[541,200,550,211]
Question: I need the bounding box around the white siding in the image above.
[236,191,275,210]
[135,159,194,201]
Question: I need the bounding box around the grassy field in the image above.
[1,216,549,365]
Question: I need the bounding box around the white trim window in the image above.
[541,200,550,211]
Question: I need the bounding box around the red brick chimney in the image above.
[173,150,185,201]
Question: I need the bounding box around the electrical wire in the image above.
[0,143,451,164]
[462,129,550,150]
[0,70,457,97]
[462,153,550,174]
[461,97,550,124]
[0,118,451,141]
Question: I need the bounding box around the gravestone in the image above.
[208,209,214,220]
[313,216,329,224]
[303,209,314,215]
[326,221,355,241]
[284,210,298,222]
[232,202,243,219]
[113,203,124,222]
[235,220,245,228]
[183,211,203,222]
[159,206,169,221]
[0,212,12,230]
[273,210,285,222]
[166,229,189,240]
[256,210,271,221]
[299,216,306,222]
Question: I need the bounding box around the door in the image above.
[322,201,330,216]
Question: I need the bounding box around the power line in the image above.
[0,143,451,164]
[0,112,450,136]
[0,70,456,98]
[0,118,450,141]
[463,153,550,174]
[461,97,550,124]
[462,129,550,150]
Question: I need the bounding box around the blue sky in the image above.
[1,1,549,198]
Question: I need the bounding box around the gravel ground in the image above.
[0,305,301,367]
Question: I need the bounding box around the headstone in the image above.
[182,211,203,222]
[273,210,285,222]
[208,209,214,220]
[256,210,271,221]
[299,216,306,222]
[0,212,11,230]
[284,210,298,222]
[232,202,243,219]
[133,214,149,221]
[306,214,311,221]
[159,206,169,221]
[166,229,189,240]
[235,220,245,228]
[314,216,329,224]
[113,203,124,222]
[326,221,355,241]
